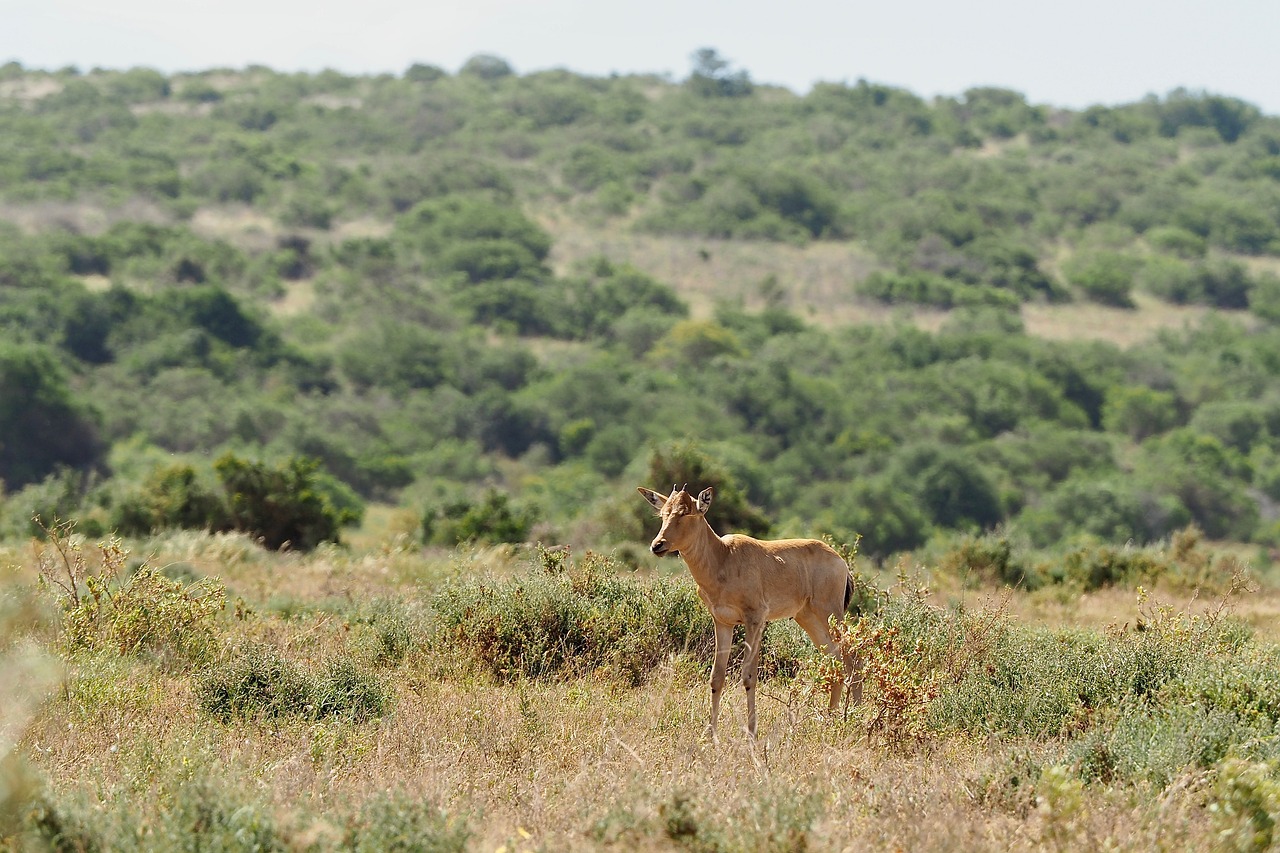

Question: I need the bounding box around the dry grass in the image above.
[1020,290,1252,348]
[543,215,883,327]
[0,198,171,236]
[0,77,62,103]
[189,205,284,251]
[8,531,1274,850]
[14,647,1218,851]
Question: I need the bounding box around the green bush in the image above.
[29,773,285,852]
[937,533,1040,590]
[431,549,715,685]
[1101,385,1181,440]
[350,597,425,666]
[0,344,105,489]
[1016,476,1186,548]
[344,794,471,852]
[198,642,386,722]
[310,657,388,721]
[111,463,229,536]
[1063,250,1139,307]
[423,490,534,546]
[1141,256,1253,308]
[637,441,770,539]
[215,453,361,551]
[37,528,225,671]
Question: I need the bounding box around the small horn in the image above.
[681,483,688,493]
[672,482,678,495]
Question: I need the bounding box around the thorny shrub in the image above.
[830,618,940,750]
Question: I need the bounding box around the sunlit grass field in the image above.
[5,520,1280,851]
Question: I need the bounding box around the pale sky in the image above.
[3,0,1278,115]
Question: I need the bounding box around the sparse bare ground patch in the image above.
[1020,290,1253,348]
[543,218,882,326]
[268,278,318,316]
[0,77,63,103]
[0,198,172,236]
[189,205,283,250]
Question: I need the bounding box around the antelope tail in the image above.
[844,574,855,615]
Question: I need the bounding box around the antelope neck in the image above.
[678,515,729,583]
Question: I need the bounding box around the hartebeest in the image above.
[638,485,862,739]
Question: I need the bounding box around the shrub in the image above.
[197,642,312,720]
[350,598,424,666]
[198,643,385,722]
[0,343,105,489]
[859,270,957,307]
[825,569,1257,767]
[431,549,715,685]
[1249,272,1280,323]
[1063,250,1138,307]
[111,462,229,536]
[36,523,225,670]
[1015,477,1182,548]
[310,657,387,722]
[891,444,1003,531]
[215,453,361,551]
[1210,758,1280,851]
[344,794,471,852]
[937,533,1040,590]
[423,490,534,546]
[637,442,770,539]
[1101,385,1180,441]
[29,774,285,852]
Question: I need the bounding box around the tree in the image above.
[1064,250,1139,308]
[891,445,1003,531]
[0,345,104,490]
[459,54,514,81]
[423,490,533,545]
[214,454,360,551]
[686,48,753,98]
[641,442,770,538]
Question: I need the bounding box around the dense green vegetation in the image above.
[2,56,1280,558]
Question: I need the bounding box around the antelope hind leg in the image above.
[741,616,766,739]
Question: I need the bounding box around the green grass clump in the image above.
[343,794,471,852]
[197,642,386,722]
[28,775,286,852]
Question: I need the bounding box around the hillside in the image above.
[1,57,1280,557]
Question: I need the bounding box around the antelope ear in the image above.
[695,487,714,514]
[637,487,667,512]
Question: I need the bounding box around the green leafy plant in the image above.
[35,518,225,669]
[215,453,361,551]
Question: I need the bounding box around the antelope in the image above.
[638,484,862,739]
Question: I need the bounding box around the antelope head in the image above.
[637,485,714,557]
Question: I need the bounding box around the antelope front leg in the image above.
[707,621,733,741]
[742,615,767,739]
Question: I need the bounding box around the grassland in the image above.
[4,522,1280,851]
